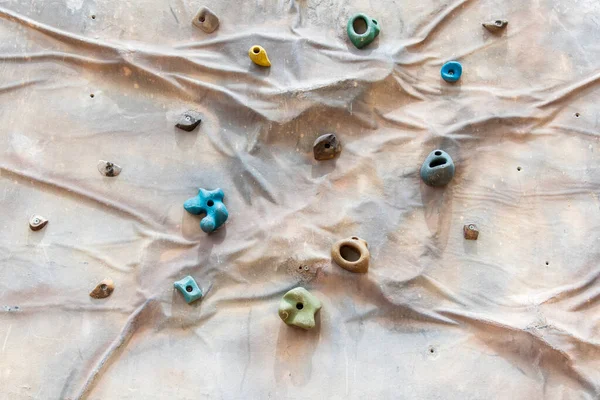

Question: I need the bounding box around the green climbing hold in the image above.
[347,13,380,49]
[174,276,203,304]
[278,287,321,330]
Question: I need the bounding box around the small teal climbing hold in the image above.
[441,61,462,83]
[184,188,228,233]
[347,13,380,49]
[420,149,455,187]
[174,276,203,304]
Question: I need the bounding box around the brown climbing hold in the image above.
[482,19,508,33]
[192,6,219,33]
[463,224,479,240]
[331,236,370,273]
[89,279,114,299]
[29,215,48,231]
[313,133,342,161]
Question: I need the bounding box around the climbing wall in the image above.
[1,0,600,398]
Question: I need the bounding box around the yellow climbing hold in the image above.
[248,45,271,67]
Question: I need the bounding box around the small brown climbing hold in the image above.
[313,133,342,161]
[192,7,219,33]
[482,19,508,33]
[89,279,114,299]
[463,224,479,240]
[331,236,370,273]
[29,215,48,231]
[97,160,122,177]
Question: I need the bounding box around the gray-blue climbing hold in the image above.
[441,61,462,83]
[420,150,455,187]
[184,188,228,233]
[174,276,203,304]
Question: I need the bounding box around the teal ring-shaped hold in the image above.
[441,61,462,83]
[347,13,381,49]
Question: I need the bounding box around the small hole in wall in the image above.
[90,94,95,98]
[430,348,435,354]
[575,113,581,118]
[186,285,193,292]
[207,200,214,207]
[340,245,361,262]
[353,17,368,35]
[517,166,522,171]
[296,302,304,310]
[429,158,447,168]
[91,15,96,20]
[546,261,549,266]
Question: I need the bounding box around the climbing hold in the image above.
[347,13,380,49]
[89,279,114,299]
[278,287,321,330]
[248,45,271,67]
[441,61,462,83]
[97,160,122,177]
[331,236,370,273]
[482,19,508,33]
[29,215,48,231]
[184,188,229,233]
[174,276,203,304]
[463,224,479,240]
[420,149,455,187]
[313,133,342,161]
[176,110,202,132]
[192,6,220,33]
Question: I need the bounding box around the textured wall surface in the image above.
[1,0,600,399]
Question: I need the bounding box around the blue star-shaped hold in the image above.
[184,188,229,233]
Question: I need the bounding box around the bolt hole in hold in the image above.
[325,143,331,149]
[372,19,378,25]
[207,200,214,207]
[100,284,107,290]
[340,245,361,262]
[186,285,193,292]
[429,158,447,168]
[199,16,205,22]
[434,151,442,156]
[352,236,359,240]
[495,20,502,25]
[253,47,260,54]
[353,16,368,34]
[296,302,304,310]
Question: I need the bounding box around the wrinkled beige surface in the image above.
[1,0,600,399]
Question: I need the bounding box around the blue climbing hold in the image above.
[184,188,229,233]
[441,61,462,83]
[174,276,203,304]
[420,149,455,187]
